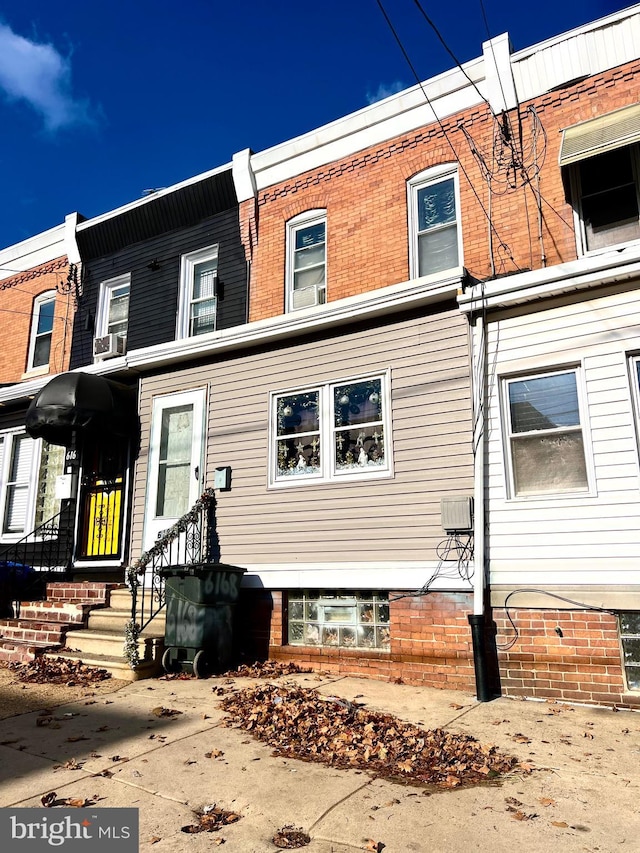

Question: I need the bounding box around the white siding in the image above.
[486,282,640,595]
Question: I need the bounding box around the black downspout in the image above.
[468,613,493,702]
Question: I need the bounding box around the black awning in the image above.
[25,373,136,447]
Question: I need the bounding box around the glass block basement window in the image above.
[288,591,390,650]
[620,612,640,690]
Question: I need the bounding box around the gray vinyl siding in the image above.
[130,305,473,571]
[486,280,640,594]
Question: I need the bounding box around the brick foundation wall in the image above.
[238,589,477,692]
[494,608,640,709]
[237,591,640,708]
[45,582,120,605]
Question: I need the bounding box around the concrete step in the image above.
[49,638,164,682]
[87,607,166,634]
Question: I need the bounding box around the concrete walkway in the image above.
[0,672,638,852]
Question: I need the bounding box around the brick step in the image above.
[0,638,59,664]
[49,639,164,682]
[0,619,81,645]
[15,601,94,624]
[45,582,124,607]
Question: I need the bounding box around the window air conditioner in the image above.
[291,285,320,310]
[93,334,126,359]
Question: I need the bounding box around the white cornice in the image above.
[458,245,640,313]
[0,224,67,283]
[0,269,463,405]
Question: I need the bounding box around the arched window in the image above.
[286,210,327,311]
[407,165,462,279]
[27,291,56,370]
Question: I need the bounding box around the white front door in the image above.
[143,389,206,551]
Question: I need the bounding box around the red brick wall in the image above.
[495,608,640,709]
[0,257,74,382]
[238,592,640,708]
[240,590,477,692]
[243,59,640,323]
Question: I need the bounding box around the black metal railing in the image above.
[128,489,218,634]
[0,508,73,617]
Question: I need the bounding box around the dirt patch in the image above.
[0,663,128,720]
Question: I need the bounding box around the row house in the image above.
[0,216,80,596]
[1,5,640,706]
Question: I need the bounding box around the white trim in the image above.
[407,164,462,280]
[143,388,207,550]
[239,561,473,591]
[0,430,41,541]
[285,210,327,313]
[26,290,56,371]
[500,365,593,500]
[176,244,219,339]
[269,370,393,488]
[95,273,130,349]
[0,224,66,284]
[0,268,464,406]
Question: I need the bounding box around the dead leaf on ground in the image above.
[205,749,224,759]
[8,657,111,686]
[449,703,464,710]
[222,661,312,679]
[365,840,386,852]
[272,825,311,848]
[149,837,162,844]
[538,797,556,807]
[220,684,522,789]
[181,805,241,834]
[151,707,183,718]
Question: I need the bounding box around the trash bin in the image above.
[160,563,245,678]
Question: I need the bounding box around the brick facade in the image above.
[0,257,74,382]
[245,59,640,324]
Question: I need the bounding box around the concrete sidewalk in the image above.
[0,672,638,852]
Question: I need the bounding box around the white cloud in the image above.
[0,23,90,131]
[366,81,406,105]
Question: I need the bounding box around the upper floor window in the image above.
[502,368,589,498]
[572,147,640,253]
[97,274,130,340]
[408,165,461,278]
[27,291,55,371]
[270,372,391,487]
[286,211,326,311]
[177,245,218,338]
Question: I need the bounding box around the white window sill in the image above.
[21,365,50,380]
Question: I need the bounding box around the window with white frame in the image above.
[286,211,326,311]
[270,373,391,486]
[96,274,130,343]
[177,245,218,338]
[27,291,56,371]
[503,369,589,497]
[571,146,640,254]
[408,165,461,278]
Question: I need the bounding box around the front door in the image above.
[143,389,206,551]
[77,440,128,560]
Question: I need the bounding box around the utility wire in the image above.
[375,0,521,272]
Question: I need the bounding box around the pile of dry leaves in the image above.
[221,683,522,788]
[223,661,313,679]
[8,656,111,686]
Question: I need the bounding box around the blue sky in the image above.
[0,0,631,250]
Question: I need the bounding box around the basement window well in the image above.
[287,591,390,650]
[620,612,640,690]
